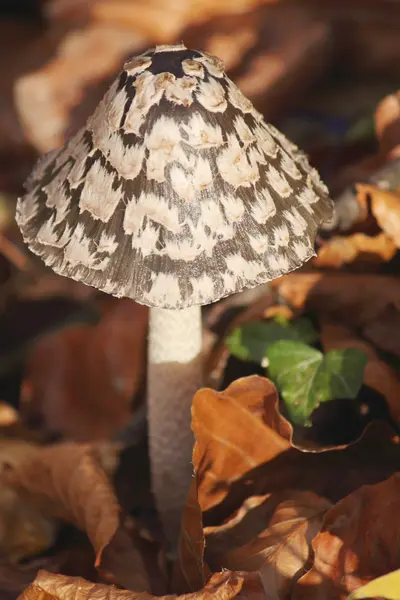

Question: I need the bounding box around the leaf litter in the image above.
[0,3,399,600]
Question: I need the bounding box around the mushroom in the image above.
[16,43,333,553]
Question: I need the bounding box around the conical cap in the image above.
[16,43,333,309]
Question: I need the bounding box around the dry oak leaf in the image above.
[320,319,400,422]
[204,490,332,600]
[292,473,400,600]
[3,443,150,591]
[18,569,265,600]
[357,184,400,247]
[313,232,396,268]
[22,299,148,441]
[192,376,291,514]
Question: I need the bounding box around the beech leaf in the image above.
[18,569,264,600]
[225,318,317,364]
[192,376,291,513]
[349,569,400,599]
[3,443,150,591]
[293,474,400,600]
[204,490,332,599]
[266,341,368,426]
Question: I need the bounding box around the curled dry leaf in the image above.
[293,473,400,600]
[320,320,400,422]
[204,490,332,599]
[192,376,291,513]
[3,443,150,591]
[18,569,265,600]
[357,184,400,247]
[22,299,148,441]
[313,232,396,268]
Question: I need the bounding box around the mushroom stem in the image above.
[147,305,203,554]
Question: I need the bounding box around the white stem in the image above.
[147,305,203,553]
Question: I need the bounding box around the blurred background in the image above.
[2,0,400,195]
[0,4,398,597]
[0,0,398,444]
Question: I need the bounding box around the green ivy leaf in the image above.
[225,317,318,364]
[265,341,368,426]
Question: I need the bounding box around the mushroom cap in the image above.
[16,43,333,309]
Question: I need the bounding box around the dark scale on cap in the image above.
[145,47,204,78]
[16,43,333,310]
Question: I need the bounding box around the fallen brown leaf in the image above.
[320,319,400,422]
[202,421,400,529]
[0,486,55,564]
[0,440,56,562]
[19,569,265,600]
[293,473,400,600]
[22,299,148,441]
[357,184,400,247]
[192,376,291,513]
[3,443,150,591]
[204,491,332,599]
[313,232,396,268]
